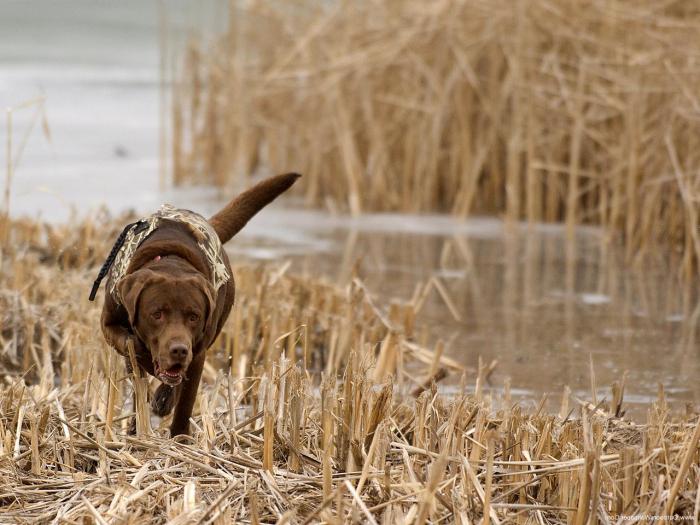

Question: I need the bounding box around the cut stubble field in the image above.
[0,215,698,523]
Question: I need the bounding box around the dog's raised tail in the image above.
[209,173,301,244]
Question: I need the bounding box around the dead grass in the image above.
[171,0,700,274]
[0,216,699,523]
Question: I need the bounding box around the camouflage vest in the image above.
[108,204,230,305]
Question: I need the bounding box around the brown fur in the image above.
[100,173,300,436]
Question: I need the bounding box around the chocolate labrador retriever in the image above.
[92,173,300,436]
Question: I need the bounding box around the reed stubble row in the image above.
[0,215,698,523]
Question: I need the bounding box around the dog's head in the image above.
[118,268,216,385]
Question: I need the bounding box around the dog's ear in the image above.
[117,269,162,326]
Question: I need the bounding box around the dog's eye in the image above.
[152,311,162,320]
[188,313,200,323]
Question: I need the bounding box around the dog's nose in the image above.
[169,343,189,361]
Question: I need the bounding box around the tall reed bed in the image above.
[172,0,700,273]
[1,216,699,522]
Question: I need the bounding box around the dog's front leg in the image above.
[102,312,153,373]
[102,322,132,357]
[169,351,205,436]
[101,298,135,357]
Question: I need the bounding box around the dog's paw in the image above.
[151,383,176,417]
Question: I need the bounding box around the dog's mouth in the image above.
[155,362,184,386]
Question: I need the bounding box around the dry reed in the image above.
[0,215,698,523]
[172,0,700,273]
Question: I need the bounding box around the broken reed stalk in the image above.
[127,340,152,436]
[171,0,700,274]
[663,417,700,520]
[1,107,12,247]
[1,216,699,523]
[2,97,49,248]
[483,431,496,525]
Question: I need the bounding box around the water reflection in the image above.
[231,209,700,416]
